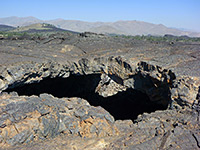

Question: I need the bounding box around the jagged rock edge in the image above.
[0,56,198,108]
[0,56,198,107]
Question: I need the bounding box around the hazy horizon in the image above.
[1,0,200,32]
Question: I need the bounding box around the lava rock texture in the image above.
[0,32,199,149]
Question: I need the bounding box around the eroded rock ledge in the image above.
[0,56,199,149]
[0,56,199,106]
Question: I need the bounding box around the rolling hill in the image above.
[0,23,78,35]
[10,23,76,33]
[0,24,16,31]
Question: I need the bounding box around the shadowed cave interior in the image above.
[5,74,168,121]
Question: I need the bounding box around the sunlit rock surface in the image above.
[0,32,199,149]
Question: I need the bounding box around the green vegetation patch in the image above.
[114,34,200,42]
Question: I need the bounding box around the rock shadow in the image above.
[5,74,167,121]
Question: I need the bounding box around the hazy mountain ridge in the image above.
[0,16,42,27]
[0,16,200,37]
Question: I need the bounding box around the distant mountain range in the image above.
[0,16,200,37]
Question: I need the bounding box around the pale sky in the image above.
[1,0,200,32]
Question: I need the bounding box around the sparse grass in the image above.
[114,34,200,42]
[0,31,40,38]
[0,30,73,39]
[1,30,199,43]
[0,31,27,37]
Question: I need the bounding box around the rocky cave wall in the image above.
[0,56,198,108]
[0,56,199,147]
[5,74,167,121]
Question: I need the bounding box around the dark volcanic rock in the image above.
[0,33,199,149]
[0,94,118,147]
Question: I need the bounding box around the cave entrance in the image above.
[5,74,167,121]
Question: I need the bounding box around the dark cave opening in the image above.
[5,74,167,121]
